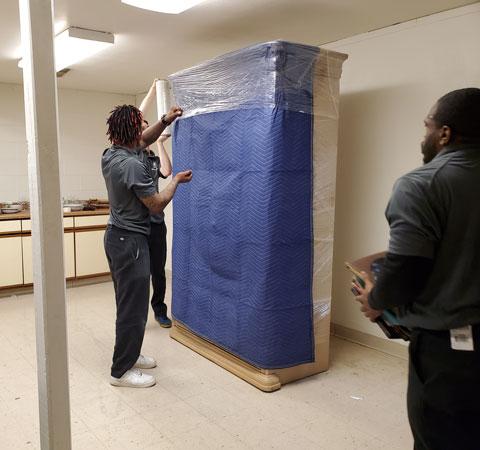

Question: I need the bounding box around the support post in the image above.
[18,0,72,448]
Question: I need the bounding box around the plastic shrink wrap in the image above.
[169,41,347,381]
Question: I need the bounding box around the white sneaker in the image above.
[134,354,157,369]
[110,369,156,388]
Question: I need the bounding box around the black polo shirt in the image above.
[137,149,168,224]
[385,143,480,329]
[102,145,157,235]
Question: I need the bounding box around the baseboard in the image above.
[332,323,408,360]
[0,274,112,299]
[67,275,112,288]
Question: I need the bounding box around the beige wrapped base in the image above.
[170,317,330,392]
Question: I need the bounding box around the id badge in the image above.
[450,325,474,351]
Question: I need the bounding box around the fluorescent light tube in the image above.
[121,0,206,14]
[18,27,114,72]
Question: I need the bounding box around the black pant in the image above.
[104,226,150,378]
[407,327,480,450]
[148,221,168,318]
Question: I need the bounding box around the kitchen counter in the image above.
[0,208,110,221]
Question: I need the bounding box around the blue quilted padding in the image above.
[172,107,314,369]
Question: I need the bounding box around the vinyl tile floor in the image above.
[0,280,412,449]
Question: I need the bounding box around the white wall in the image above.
[0,82,134,202]
[325,3,480,338]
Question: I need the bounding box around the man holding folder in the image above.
[352,88,480,450]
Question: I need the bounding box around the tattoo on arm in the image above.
[140,179,178,214]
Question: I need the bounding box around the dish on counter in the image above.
[63,203,84,211]
[0,203,23,214]
[1,207,22,214]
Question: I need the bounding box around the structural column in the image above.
[18,0,71,448]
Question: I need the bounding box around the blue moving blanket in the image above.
[170,42,320,368]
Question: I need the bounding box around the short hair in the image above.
[433,88,480,139]
[106,105,144,146]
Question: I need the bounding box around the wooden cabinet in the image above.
[74,229,109,277]
[0,236,23,287]
[22,232,75,284]
[0,213,110,289]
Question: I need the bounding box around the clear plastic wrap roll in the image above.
[156,79,172,134]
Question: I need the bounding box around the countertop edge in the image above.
[0,209,110,221]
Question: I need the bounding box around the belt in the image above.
[414,324,480,343]
[106,224,145,236]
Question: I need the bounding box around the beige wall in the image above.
[325,3,480,338]
[0,82,134,202]
[136,3,480,304]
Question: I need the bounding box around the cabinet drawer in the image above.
[75,215,109,228]
[22,217,74,232]
[64,217,74,228]
[0,220,22,233]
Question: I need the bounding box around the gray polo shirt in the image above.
[386,143,480,330]
[102,145,157,235]
[137,149,167,224]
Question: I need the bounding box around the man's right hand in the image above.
[175,170,193,184]
[352,271,382,322]
[141,170,192,214]
[165,106,183,124]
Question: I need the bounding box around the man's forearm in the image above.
[141,120,167,147]
[145,179,178,214]
[368,253,433,310]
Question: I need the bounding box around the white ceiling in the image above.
[0,0,477,94]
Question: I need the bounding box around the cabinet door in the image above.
[64,232,75,278]
[22,233,75,284]
[0,236,23,287]
[75,230,110,277]
[22,217,74,232]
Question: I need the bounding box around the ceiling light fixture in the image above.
[121,0,207,14]
[18,27,114,72]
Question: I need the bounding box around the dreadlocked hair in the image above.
[106,105,144,146]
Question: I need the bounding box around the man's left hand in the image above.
[352,271,383,322]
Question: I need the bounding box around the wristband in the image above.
[161,114,171,126]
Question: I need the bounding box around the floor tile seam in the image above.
[293,409,403,446]
[73,431,108,449]
[182,393,252,423]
